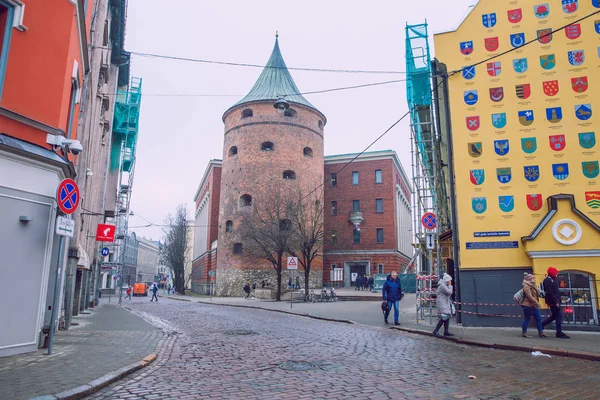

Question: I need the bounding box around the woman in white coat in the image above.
[433,273,454,337]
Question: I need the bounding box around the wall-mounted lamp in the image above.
[19,216,34,224]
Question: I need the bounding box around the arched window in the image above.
[261,141,274,151]
[279,219,292,231]
[242,109,253,118]
[303,147,313,157]
[284,108,297,118]
[225,220,233,232]
[229,146,238,156]
[239,194,252,206]
[283,170,296,180]
[233,243,243,255]
[318,120,323,130]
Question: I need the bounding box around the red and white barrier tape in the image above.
[454,301,519,307]
[456,309,522,318]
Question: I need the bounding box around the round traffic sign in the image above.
[57,178,80,215]
[421,212,437,230]
[208,270,215,277]
[101,247,110,257]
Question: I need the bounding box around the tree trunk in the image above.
[304,256,311,301]
[276,253,283,301]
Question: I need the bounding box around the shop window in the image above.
[352,171,359,185]
[331,201,338,216]
[375,169,382,183]
[303,147,313,157]
[242,109,253,118]
[284,108,297,117]
[229,146,238,156]
[376,228,384,243]
[262,141,274,151]
[225,220,233,232]
[557,271,597,325]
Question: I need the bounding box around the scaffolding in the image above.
[406,22,445,323]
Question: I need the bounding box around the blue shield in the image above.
[552,163,569,180]
[546,107,562,123]
[524,166,540,182]
[518,110,534,126]
[568,50,584,66]
[513,58,528,73]
[460,41,473,55]
[510,33,525,48]
[497,168,512,184]
[595,21,600,34]
[521,138,537,154]
[472,197,487,214]
[498,196,515,212]
[594,0,600,7]
[482,13,497,28]
[462,66,476,80]
[464,90,478,106]
[494,140,510,156]
[582,161,599,179]
[578,132,596,149]
[575,104,592,121]
[470,169,485,185]
[492,113,506,129]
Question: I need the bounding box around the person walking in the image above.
[520,273,546,338]
[368,276,374,292]
[167,284,171,295]
[150,283,159,302]
[126,287,132,300]
[295,276,300,290]
[243,283,251,298]
[382,271,403,325]
[433,274,455,337]
[542,267,570,339]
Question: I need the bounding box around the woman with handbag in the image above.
[433,273,454,337]
[521,273,546,338]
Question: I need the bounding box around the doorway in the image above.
[344,262,369,287]
[557,271,597,325]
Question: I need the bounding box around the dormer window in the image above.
[262,141,274,151]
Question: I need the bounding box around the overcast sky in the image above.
[125,0,475,240]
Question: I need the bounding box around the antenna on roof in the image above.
[275,30,279,38]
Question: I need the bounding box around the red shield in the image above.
[571,77,588,93]
[543,80,559,96]
[489,87,504,102]
[537,29,552,44]
[466,116,480,131]
[507,8,522,23]
[516,84,531,99]
[549,134,566,151]
[526,194,543,211]
[484,37,499,52]
[565,24,581,40]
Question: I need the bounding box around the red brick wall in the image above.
[324,158,397,251]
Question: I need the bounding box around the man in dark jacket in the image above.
[542,267,570,339]
[382,271,403,325]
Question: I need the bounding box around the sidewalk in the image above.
[172,292,600,360]
[0,299,162,400]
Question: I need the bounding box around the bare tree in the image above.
[239,187,295,301]
[287,186,324,299]
[164,205,189,295]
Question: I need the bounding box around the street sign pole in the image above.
[47,235,64,355]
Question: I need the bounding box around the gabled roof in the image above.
[521,194,600,241]
[223,37,320,117]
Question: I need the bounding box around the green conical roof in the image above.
[226,37,319,115]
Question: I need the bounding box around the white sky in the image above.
[125,0,475,240]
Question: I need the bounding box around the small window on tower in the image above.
[233,243,243,255]
[225,220,233,232]
[242,109,253,118]
[283,170,296,180]
[303,147,313,157]
[229,146,238,156]
[284,108,297,118]
[240,194,252,206]
[262,141,274,151]
[318,120,323,130]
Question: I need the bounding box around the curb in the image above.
[29,354,156,400]
[169,296,356,325]
[389,326,600,362]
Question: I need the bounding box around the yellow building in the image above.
[433,0,600,326]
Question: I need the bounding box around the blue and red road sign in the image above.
[57,178,80,215]
[421,212,437,230]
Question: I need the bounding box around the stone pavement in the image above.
[88,297,600,400]
[170,292,600,359]
[0,299,162,400]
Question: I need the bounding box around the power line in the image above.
[450,9,600,76]
[107,78,408,98]
[130,50,405,75]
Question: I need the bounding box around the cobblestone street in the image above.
[88,298,600,400]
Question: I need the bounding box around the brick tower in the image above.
[216,36,326,295]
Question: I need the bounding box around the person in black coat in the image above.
[243,283,251,298]
[542,267,570,339]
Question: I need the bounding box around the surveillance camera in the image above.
[46,134,83,155]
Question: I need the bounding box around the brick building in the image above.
[192,38,412,296]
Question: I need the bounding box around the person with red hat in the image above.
[542,267,570,339]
